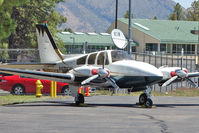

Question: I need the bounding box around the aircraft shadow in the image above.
[4,101,199,108]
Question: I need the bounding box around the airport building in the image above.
[57,19,199,55]
[57,31,137,54]
[107,18,199,55]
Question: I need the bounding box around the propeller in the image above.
[162,48,198,88]
[81,51,120,92]
[162,76,178,87]
[186,78,198,88]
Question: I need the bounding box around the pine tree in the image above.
[186,1,199,21]
[168,3,184,20]
[8,0,66,49]
[123,10,134,19]
[0,0,27,41]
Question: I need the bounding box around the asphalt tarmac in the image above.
[1,95,199,133]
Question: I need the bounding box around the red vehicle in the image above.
[0,74,70,95]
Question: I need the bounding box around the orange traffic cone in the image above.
[86,87,90,96]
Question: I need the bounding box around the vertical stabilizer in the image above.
[36,24,64,63]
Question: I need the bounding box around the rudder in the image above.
[36,24,64,63]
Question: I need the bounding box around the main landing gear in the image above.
[139,86,153,108]
[75,93,85,105]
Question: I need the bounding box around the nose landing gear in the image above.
[139,86,153,108]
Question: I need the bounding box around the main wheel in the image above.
[75,94,85,105]
[61,86,71,96]
[12,84,25,95]
[139,93,147,105]
[145,98,153,108]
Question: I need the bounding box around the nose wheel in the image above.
[138,86,153,108]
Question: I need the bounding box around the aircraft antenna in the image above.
[111,29,127,49]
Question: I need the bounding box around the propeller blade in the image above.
[185,78,198,88]
[81,75,99,85]
[162,76,178,87]
[106,77,120,93]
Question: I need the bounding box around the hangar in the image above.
[107,18,199,55]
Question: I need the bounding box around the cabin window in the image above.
[77,55,87,65]
[88,53,97,64]
[97,52,109,65]
[111,50,133,62]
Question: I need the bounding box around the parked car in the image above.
[0,74,71,95]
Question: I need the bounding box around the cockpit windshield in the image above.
[111,50,133,62]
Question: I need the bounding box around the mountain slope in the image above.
[56,0,176,32]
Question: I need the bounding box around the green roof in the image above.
[119,18,199,44]
[57,32,137,46]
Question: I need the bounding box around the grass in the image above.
[0,95,70,106]
[1,88,199,106]
[93,88,199,97]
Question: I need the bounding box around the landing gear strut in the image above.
[139,86,153,108]
[75,93,85,105]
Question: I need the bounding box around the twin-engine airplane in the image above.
[0,24,198,108]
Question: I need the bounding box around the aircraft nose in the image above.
[144,63,163,84]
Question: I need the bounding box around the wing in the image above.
[0,68,74,83]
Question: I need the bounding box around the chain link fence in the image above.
[0,49,39,63]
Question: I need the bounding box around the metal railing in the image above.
[0,49,197,92]
[132,52,198,92]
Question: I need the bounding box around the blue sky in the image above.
[173,0,195,8]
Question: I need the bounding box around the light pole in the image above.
[70,37,75,53]
[127,0,132,54]
[115,0,118,29]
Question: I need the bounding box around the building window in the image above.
[160,44,166,52]
[173,44,195,54]
[146,43,158,51]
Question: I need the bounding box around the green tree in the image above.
[9,0,66,49]
[186,1,199,21]
[168,3,184,20]
[0,0,27,41]
[64,28,73,33]
[0,42,9,63]
[153,16,158,20]
[123,10,133,19]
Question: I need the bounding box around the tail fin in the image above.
[36,24,64,63]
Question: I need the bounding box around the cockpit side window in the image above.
[77,55,87,65]
[111,50,133,62]
[97,52,109,65]
[88,53,97,65]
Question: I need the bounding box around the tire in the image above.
[75,94,84,105]
[145,98,153,108]
[139,93,147,105]
[61,86,71,96]
[12,84,25,95]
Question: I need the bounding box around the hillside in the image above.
[56,0,176,32]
